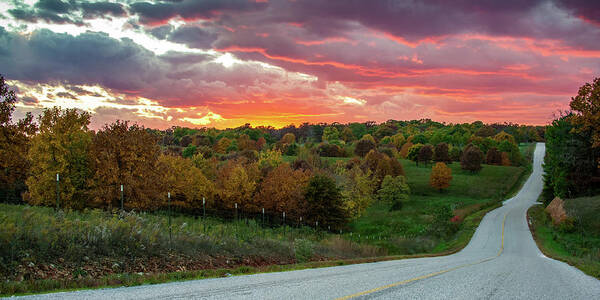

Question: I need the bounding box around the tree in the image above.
[237,134,256,151]
[486,147,502,165]
[215,137,232,154]
[430,162,452,191]
[569,77,600,150]
[216,160,258,212]
[26,107,92,209]
[418,144,434,165]
[433,143,450,163]
[407,143,423,164]
[280,132,296,144]
[322,126,340,142]
[341,126,356,142]
[304,174,348,230]
[449,147,462,162]
[461,144,483,172]
[180,135,192,147]
[493,131,516,145]
[160,154,214,211]
[338,166,376,218]
[354,135,376,157]
[399,141,413,158]
[182,145,197,158]
[390,133,406,149]
[378,175,410,210]
[259,163,310,216]
[362,150,404,187]
[89,120,165,210]
[0,75,37,201]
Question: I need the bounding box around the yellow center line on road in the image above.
[336,212,508,300]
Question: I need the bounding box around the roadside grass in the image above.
[528,195,600,279]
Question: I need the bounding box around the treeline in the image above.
[543,77,600,202]
[1,75,540,229]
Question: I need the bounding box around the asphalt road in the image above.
[20,143,600,299]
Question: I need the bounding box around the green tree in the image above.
[378,175,410,210]
[304,174,348,230]
[182,145,197,158]
[322,126,340,142]
[26,107,92,209]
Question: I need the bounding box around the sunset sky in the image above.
[1,0,599,129]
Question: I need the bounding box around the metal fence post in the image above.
[120,184,124,210]
[56,173,60,210]
[168,192,172,250]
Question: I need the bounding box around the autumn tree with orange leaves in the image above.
[430,162,452,191]
[89,120,165,210]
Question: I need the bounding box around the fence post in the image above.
[235,203,238,222]
[120,184,124,211]
[202,197,206,219]
[283,211,286,236]
[168,192,172,250]
[56,173,60,210]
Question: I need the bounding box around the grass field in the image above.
[528,195,600,279]
[347,160,526,253]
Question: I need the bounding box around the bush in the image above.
[449,147,462,162]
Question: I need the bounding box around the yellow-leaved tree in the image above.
[89,120,165,210]
[216,160,258,212]
[430,162,452,191]
[26,107,92,209]
[160,154,214,211]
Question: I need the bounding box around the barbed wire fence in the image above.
[0,177,392,247]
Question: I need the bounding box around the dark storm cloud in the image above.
[80,2,127,18]
[8,0,127,25]
[21,96,39,104]
[167,25,218,49]
[0,26,161,91]
[147,24,173,39]
[34,0,73,14]
[129,0,268,25]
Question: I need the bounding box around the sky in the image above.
[1,0,599,129]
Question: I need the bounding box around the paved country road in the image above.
[18,143,600,299]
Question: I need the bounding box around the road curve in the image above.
[19,143,600,299]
